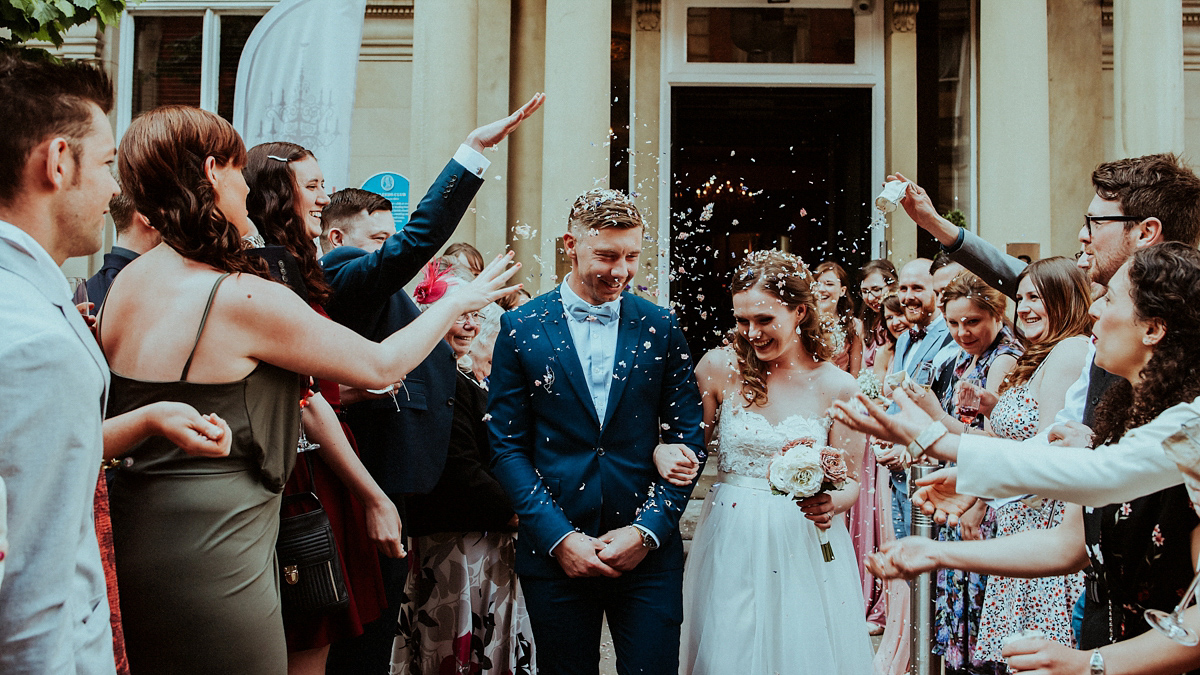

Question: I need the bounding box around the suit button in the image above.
[447,398,454,407]
[596,447,605,456]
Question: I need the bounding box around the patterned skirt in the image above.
[390,532,536,675]
[974,498,1084,662]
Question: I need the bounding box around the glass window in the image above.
[217,15,262,122]
[131,13,263,123]
[133,16,204,114]
[686,8,855,64]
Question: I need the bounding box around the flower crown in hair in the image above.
[413,261,452,306]
[737,249,814,286]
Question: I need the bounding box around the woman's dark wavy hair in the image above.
[1092,243,1200,445]
[728,250,830,407]
[859,258,897,345]
[118,105,266,278]
[998,257,1092,395]
[881,293,905,346]
[244,142,333,305]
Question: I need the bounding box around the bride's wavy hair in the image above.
[1092,243,1200,445]
[728,250,830,407]
[118,105,266,278]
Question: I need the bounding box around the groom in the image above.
[488,188,705,674]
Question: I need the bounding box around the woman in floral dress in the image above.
[920,272,1021,675]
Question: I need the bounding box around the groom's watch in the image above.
[635,526,659,550]
[1089,649,1105,675]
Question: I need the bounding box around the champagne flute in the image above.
[366,382,408,412]
[912,361,936,392]
[65,276,89,313]
[1146,418,1200,645]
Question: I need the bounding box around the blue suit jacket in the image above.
[321,159,483,496]
[487,288,706,579]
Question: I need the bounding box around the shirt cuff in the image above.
[942,227,966,254]
[548,531,573,556]
[452,144,491,178]
[632,524,660,548]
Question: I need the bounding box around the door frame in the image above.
[656,0,886,306]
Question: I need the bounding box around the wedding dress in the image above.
[681,402,876,674]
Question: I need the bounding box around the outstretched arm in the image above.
[631,314,707,543]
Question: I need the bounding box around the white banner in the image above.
[232,0,368,190]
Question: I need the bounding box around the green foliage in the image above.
[944,209,967,229]
[0,0,130,50]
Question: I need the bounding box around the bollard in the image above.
[909,462,937,675]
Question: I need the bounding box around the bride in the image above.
[657,249,875,674]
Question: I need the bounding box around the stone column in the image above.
[411,0,479,244]
[884,1,920,265]
[1113,0,1185,157]
[1047,0,1103,257]
[978,0,1053,255]
[630,1,661,297]
[538,0,611,291]
[474,0,512,259]
[506,0,546,285]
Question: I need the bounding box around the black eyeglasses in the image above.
[1085,214,1143,236]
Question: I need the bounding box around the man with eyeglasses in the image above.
[890,154,1200,429]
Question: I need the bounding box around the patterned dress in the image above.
[932,328,1022,675]
[974,347,1087,662]
[1081,485,1200,675]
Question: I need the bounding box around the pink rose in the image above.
[820,446,848,485]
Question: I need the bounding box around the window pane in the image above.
[218,15,263,122]
[686,8,854,64]
[133,16,203,116]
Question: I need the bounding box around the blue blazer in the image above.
[321,159,483,496]
[487,288,706,579]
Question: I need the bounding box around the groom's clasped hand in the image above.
[552,526,653,578]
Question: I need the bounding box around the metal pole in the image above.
[909,463,937,675]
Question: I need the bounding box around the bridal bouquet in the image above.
[767,439,849,562]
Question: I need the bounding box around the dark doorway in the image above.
[668,86,872,355]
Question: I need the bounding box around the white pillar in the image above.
[411,0,479,244]
[630,2,661,295]
[506,0,546,285]
[1113,0,1184,157]
[538,0,611,291]
[884,1,919,264]
[473,0,512,259]
[978,0,1053,255]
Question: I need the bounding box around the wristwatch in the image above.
[907,420,948,461]
[637,527,659,550]
[1089,649,1105,675]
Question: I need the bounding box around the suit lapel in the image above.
[538,290,600,426]
[601,296,643,429]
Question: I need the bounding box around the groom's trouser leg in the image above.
[520,576,605,675]
[605,567,684,675]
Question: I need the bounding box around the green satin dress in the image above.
[104,274,303,674]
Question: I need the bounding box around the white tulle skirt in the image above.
[681,474,876,675]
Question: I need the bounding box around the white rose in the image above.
[768,445,824,498]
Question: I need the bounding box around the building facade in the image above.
[46,0,1199,351]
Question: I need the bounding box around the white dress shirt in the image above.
[559,275,621,423]
[957,397,1200,506]
[451,144,491,178]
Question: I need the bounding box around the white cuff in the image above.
[632,524,660,548]
[452,144,491,178]
[548,531,573,557]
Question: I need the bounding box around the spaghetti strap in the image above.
[180,273,232,381]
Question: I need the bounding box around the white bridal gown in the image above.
[681,403,875,675]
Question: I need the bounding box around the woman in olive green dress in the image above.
[98,106,520,674]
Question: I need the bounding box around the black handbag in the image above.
[276,452,350,617]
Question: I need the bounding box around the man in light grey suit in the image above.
[0,54,231,675]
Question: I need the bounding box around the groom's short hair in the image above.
[567,188,644,233]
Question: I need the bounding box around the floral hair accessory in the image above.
[413,261,452,306]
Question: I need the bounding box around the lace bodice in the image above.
[713,401,832,479]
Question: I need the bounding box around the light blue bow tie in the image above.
[567,302,619,326]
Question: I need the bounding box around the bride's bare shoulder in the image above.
[816,361,860,398]
[699,346,739,378]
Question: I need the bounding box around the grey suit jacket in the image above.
[0,222,115,674]
[945,229,1028,300]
